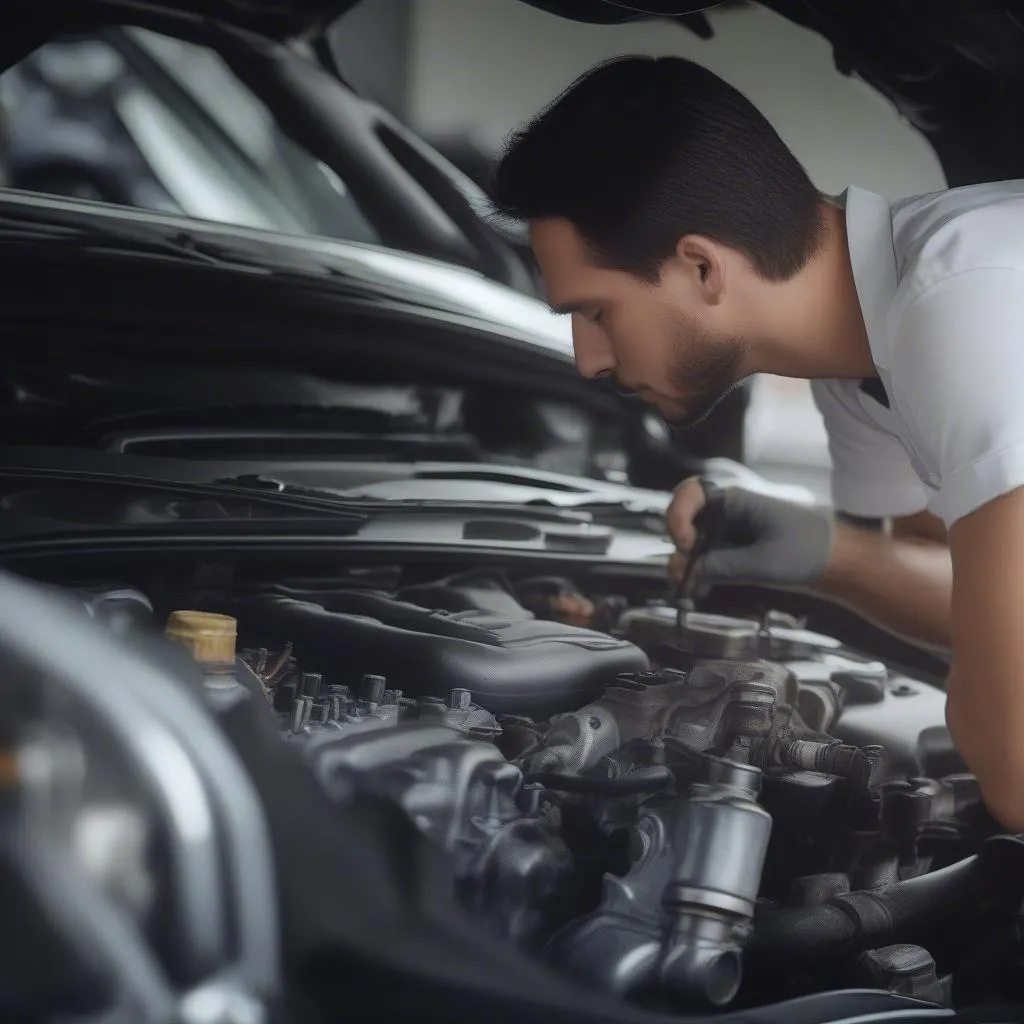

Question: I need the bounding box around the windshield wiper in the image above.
[215,473,609,524]
[0,468,369,527]
[0,466,617,533]
[216,473,669,533]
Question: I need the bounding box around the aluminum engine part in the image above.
[523,667,777,777]
[247,651,503,742]
[547,756,771,1008]
[618,604,842,662]
[304,724,573,945]
[523,704,621,774]
[606,664,780,752]
[526,661,879,798]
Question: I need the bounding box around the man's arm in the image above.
[764,495,1024,831]
[817,509,952,650]
[826,489,1024,831]
[944,486,1024,832]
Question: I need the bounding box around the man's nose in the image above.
[572,319,615,380]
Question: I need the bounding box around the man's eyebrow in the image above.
[548,301,588,315]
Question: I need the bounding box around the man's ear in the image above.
[675,235,726,306]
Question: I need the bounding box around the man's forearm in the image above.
[815,522,952,649]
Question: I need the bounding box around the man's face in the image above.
[530,218,750,427]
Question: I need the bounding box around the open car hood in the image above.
[25,0,364,41]
[19,0,1024,186]
[27,0,721,42]
[19,0,714,42]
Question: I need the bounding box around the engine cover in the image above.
[224,589,648,717]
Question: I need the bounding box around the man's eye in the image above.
[586,308,604,324]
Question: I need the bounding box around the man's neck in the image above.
[752,200,877,380]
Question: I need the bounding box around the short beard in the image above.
[663,314,748,429]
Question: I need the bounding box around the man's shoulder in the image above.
[892,181,1024,299]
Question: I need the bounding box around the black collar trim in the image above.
[859,376,890,408]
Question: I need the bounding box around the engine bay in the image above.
[16,563,1024,1018]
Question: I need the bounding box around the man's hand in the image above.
[667,480,954,650]
[666,478,834,588]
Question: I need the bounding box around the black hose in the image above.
[750,837,1024,964]
[525,767,674,795]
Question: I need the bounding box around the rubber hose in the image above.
[749,851,1016,964]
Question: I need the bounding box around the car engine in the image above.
[8,566,1024,1020]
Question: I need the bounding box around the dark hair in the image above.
[493,56,824,282]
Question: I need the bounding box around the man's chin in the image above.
[641,393,686,424]
[658,392,733,429]
[642,391,702,427]
[659,405,692,428]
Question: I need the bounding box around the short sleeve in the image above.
[888,268,1024,528]
[811,379,928,518]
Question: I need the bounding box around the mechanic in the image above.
[492,55,1024,831]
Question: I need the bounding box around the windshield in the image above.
[0,27,380,243]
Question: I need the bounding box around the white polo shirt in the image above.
[811,181,1024,528]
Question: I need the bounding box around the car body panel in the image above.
[0,186,572,352]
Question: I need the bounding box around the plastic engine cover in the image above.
[225,590,649,716]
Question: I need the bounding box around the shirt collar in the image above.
[842,186,898,368]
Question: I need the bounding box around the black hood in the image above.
[2,1,366,78]
[16,0,711,42]
[26,0,363,40]
[9,0,1024,184]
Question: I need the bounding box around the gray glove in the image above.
[668,480,834,587]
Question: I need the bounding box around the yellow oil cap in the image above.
[165,610,237,668]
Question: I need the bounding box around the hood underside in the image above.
[33,0,363,40]
[7,0,1024,189]
[16,0,1024,186]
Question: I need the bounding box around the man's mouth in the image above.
[610,379,644,398]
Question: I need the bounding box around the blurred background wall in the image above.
[404,0,945,198]
[331,0,412,120]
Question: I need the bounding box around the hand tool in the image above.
[673,480,722,644]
